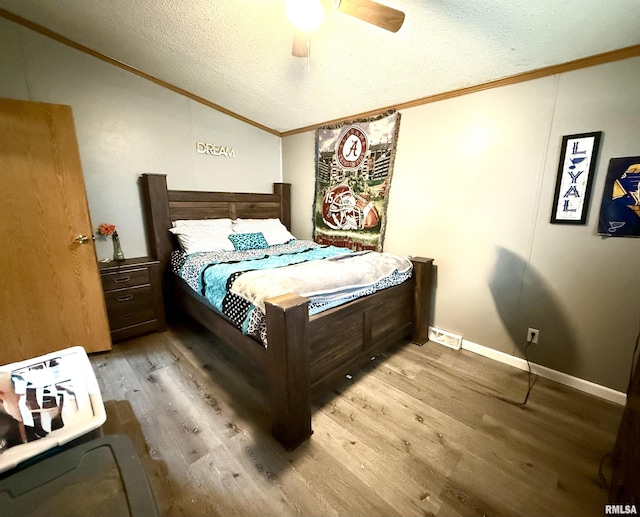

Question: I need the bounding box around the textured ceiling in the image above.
[1,0,639,134]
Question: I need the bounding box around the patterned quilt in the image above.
[171,240,413,346]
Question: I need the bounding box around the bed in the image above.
[140,173,434,450]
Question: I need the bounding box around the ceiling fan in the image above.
[288,0,405,58]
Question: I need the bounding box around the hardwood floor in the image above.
[89,320,622,517]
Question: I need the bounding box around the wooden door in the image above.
[0,98,112,363]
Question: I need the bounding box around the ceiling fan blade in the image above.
[337,0,405,32]
[292,29,308,57]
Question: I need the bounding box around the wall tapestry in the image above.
[597,156,640,237]
[312,110,401,251]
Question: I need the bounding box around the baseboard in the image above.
[461,339,627,406]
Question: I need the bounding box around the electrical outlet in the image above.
[527,328,539,344]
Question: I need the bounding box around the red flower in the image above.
[98,223,116,236]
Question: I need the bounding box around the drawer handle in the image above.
[113,276,131,283]
[116,295,134,302]
[120,314,136,321]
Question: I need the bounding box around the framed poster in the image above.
[550,131,602,225]
[597,156,640,237]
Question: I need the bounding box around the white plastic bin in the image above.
[0,346,106,474]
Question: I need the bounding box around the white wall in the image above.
[283,57,640,393]
[0,17,282,261]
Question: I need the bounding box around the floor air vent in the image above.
[428,326,463,350]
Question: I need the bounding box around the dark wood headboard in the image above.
[140,173,291,277]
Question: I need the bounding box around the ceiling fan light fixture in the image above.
[286,0,325,32]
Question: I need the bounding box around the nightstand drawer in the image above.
[104,285,156,329]
[98,257,166,342]
[101,267,150,292]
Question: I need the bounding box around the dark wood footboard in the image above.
[264,257,433,449]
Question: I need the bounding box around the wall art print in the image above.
[550,132,601,225]
[597,156,640,237]
[312,110,401,251]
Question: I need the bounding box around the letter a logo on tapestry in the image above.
[337,126,368,169]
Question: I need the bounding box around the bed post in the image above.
[140,174,172,265]
[410,257,434,345]
[265,293,312,450]
[140,174,174,315]
[273,183,291,231]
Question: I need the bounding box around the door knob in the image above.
[74,234,93,244]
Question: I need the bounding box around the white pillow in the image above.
[232,218,296,246]
[172,218,233,231]
[168,226,234,254]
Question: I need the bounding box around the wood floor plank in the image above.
[91,345,157,416]
[287,439,401,517]
[88,321,622,516]
[440,451,549,517]
[312,404,445,515]
[315,380,466,507]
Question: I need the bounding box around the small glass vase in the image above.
[112,232,125,261]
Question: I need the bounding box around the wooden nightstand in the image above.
[99,257,167,342]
